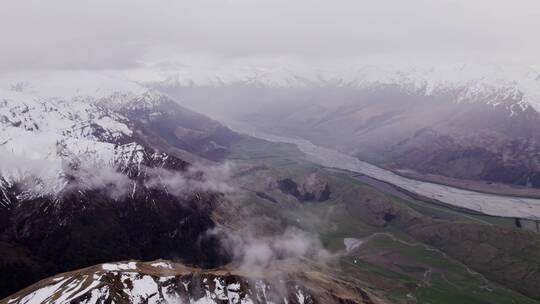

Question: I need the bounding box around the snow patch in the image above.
[17,277,68,304]
[150,262,173,269]
[102,262,137,271]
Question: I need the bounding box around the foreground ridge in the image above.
[2,259,385,304]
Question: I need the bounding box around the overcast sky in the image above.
[2,0,540,71]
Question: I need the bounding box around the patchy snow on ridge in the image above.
[6,261,318,304]
[102,262,138,271]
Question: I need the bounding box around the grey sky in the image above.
[2,0,540,70]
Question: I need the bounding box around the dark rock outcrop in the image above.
[277,178,302,199]
[277,175,330,202]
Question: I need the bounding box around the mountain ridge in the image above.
[0,71,242,298]
[1,259,386,304]
[141,63,540,113]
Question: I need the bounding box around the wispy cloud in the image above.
[210,223,332,276]
[0,147,239,203]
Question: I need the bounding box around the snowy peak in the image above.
[0,89,133,142]
[350,64,539,111]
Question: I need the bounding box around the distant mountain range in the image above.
[147,63,540,190]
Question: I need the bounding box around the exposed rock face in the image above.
[115,95,240,162]
[1,260,387,304]
[0,152,231,298]
[277,175,330,202]
[299,174,331,202]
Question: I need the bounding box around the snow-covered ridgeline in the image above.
[6,261,313,304]
[138,63,540,112]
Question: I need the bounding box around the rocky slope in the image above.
[277,175,330,202]
[0,71,241,298]
[1,260,386,304]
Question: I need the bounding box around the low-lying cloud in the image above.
[237,227,331,272]
[210,223,332,276]
[0,148,239,203]
[145,162,236,199]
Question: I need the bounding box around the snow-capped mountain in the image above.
[0,71,241,298]
[0,87,145,200]
[2,260,384,304]
[0,71,239,201]
[139,63,540,113]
